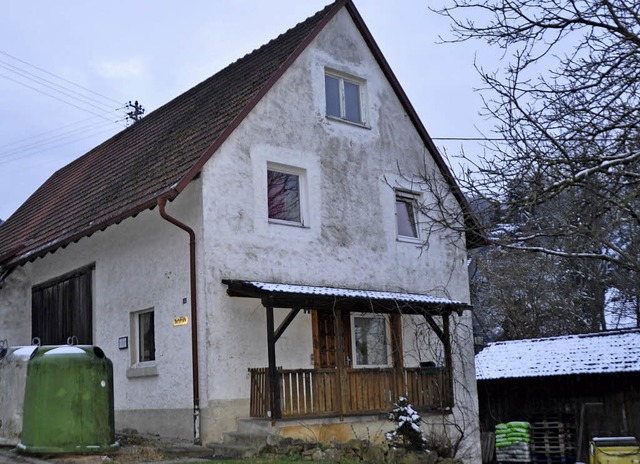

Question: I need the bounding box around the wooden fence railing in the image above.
[248,366,452,418]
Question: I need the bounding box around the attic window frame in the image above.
[395,189,421,242]
[324,69,367,126]
[267,163,308,228]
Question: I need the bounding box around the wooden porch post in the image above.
[390,312,404,401]
[265,303,281,421]
[442,313,455,407]
[333,308,347,417]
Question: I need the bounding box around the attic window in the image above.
[396,190,420,240]
[267,164,307,226]
[325,71,365,125]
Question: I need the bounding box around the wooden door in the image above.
[312,310,351,368]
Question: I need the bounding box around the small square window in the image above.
[267,166,306,226]
[396,191,419,239]
[325,72,364,124]
[132,309,155,364]
[351,314,391,368]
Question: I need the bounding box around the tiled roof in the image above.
[0,0,485,270]
[0,1,342,268]
[475,329,640,380]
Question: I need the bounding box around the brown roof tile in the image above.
[0,1,342,267]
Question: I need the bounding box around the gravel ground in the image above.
[0,432,218,464]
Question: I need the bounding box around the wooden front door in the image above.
[311,310,351,368]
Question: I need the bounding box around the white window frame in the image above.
[130,308,156,367]
[350,313,392,368]
[395,189,421,242]
[324,69,367,126]
[267,162,308,227]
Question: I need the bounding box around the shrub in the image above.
[385,396,428,452]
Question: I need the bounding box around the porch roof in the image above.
[222,280,471,315]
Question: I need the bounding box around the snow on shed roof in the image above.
[475,329,640,380]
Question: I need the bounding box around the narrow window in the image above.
[351,314,391,367]
[136,310,155,363]
[267,166,305,226]
[325,71,364,124]
[396,191,419,239]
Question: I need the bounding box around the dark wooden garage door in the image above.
[31,264,93,345]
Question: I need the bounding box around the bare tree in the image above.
[424,0,640,330]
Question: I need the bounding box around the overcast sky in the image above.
[0,1,497,221]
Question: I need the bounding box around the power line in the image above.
[0,59,120,115]
[0,50,123,106]
[0,125,120,166]
[0,71,124,124]
[0,118,117,162]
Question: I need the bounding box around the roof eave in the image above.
[3,188,179,268]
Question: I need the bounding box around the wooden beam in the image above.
[274,308,301,343]
[421,312,445,343]
[265,305,281,421]
[334,309,347,417]
[390,313,403,401]
[442,313,455,406]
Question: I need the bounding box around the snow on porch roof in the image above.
[475,329,640,380]
[222,280,470,312]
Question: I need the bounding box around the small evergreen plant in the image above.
[385,396,428,452]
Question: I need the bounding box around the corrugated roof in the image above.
[248,281,467,306]
[223,279,470,315]
[475,329,640,380]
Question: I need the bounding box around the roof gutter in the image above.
[157,195,201,444]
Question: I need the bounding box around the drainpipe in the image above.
[157,196,201,444]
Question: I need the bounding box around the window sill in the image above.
[396,235,422,244]
[126,365,159,378]
[268,219,309,228]
[325,115,371,130]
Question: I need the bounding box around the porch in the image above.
[223,280,470,421]
[249,366,452,418]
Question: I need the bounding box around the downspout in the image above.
[157,196,201,444]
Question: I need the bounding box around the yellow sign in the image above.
[173,316,189,326]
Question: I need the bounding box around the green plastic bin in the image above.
[18,345,118,454]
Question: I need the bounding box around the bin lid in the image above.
[43,346,86,356]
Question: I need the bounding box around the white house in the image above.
[0,1,483,460]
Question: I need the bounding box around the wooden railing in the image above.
[248,366,452,418]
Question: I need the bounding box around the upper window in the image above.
[325,71,364,124]
[351,313,391,368]
[267,165,306,226]
[395,190,419,240]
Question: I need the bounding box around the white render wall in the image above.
[199,7,478,458]
[1,183,204,439]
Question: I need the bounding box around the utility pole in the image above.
[125,100,145,124]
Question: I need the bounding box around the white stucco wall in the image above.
[0,6,479,460]
[0,182,204,439]
[197,7,479,459]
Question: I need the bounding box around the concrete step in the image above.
[223,431,269,448]
[236,417,275,434]
[208,442,258,459]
